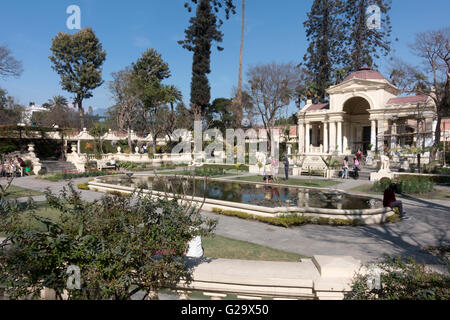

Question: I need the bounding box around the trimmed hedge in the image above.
[211,208,399,227]
[373,176,435,194]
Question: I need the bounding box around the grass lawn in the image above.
[0,203,305,262]
[203,234,306,262]
[347,184,450,201]
[228,175,342,188]
[0,185,44,199]
[157,170,238,178]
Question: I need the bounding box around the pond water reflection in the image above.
[97,175,382,210]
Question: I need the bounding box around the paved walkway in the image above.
[5,173,450,264]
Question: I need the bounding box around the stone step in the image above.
[40,161,78,174]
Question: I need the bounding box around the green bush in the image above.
[397,176,434,194]
[211,208,371,228]
[0,184,215,300]
[77,183,89,190]
[373,176,434,194]
[373,177,393,192]
[38,168,47,176]
[345,255,450,300]
[0,145,19,154]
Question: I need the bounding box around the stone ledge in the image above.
[313,255,361,278]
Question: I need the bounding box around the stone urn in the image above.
[117,146,122,154]
[28,144,35,153]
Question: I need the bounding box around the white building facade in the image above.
[297,68,437,156]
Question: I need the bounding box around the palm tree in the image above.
[44,96,68,109]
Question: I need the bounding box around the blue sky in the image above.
[1,0,449,116]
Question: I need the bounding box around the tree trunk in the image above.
[78,98,85,129]
[235,0,245,127]
[431,114,442,162]
[127,127,132,152]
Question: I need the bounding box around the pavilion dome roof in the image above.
[342,67,387,82]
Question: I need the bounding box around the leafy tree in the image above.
[245,62,301,151]
[389,27,450,161]
[0,89,24,126]
[32,96,80,129]
[342,0,393,71]
[345,255,449,300]
[49,28,106,129]
[207,98,234,133]
[0,183,216,300]
[302,0,344,102]
[0,45,23,79]
[108,67,141,151]
[179,0,236,121]
[131,49,176,155]
[89,122,109,154]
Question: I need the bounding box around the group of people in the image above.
[1,156,28,178]
[263,154,289,183]
[342,148,363,179]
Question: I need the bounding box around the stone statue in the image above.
[380,155,390,172]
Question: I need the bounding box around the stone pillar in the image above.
[77,140,81,155]
[377,119,385,153]
[342,122,348,154]
[323,121,328,154]
[298,123,305,154]
[371,120,377,151]
[329,121,336,153]
[391,122,397,149]
[337,121,343,154]
[305,122,310,154]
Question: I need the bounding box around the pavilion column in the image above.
[337,121,343,154]
[377,119,385,153]
[305,122,310,154]
[391,122,398,149]
[370,120,377,151]
[298,122,305,154]
[343,122,348,154]
[329,121,336,152]
[323,121,328,154]
[77,140,81,155]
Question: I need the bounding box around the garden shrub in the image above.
[373,177,392,192]
[212,209,372,228]
[397,176,434,194]
[0,184,216,300]
[77,183,89,190]
[345,255,450,300]
[38,168,47,176]
[373,176,434,194]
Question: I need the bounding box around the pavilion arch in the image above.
[337,92,375,113]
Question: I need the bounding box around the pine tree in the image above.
[302,0,344,103]
[179,0,235,121]
[343,0,392,71]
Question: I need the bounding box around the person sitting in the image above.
[383,183,408,220]
[353,156,360,179]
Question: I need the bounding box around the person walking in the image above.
[283,154,289,181]
[383,183,408,220]
[342,156,349,179]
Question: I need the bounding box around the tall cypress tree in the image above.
[179,0,236,121]
[343,0,392,71]
[302,0,343,103]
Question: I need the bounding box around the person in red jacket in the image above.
[383,183,408,220]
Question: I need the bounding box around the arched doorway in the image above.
[342,97,371,153]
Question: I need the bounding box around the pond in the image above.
[96,175,382,210]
